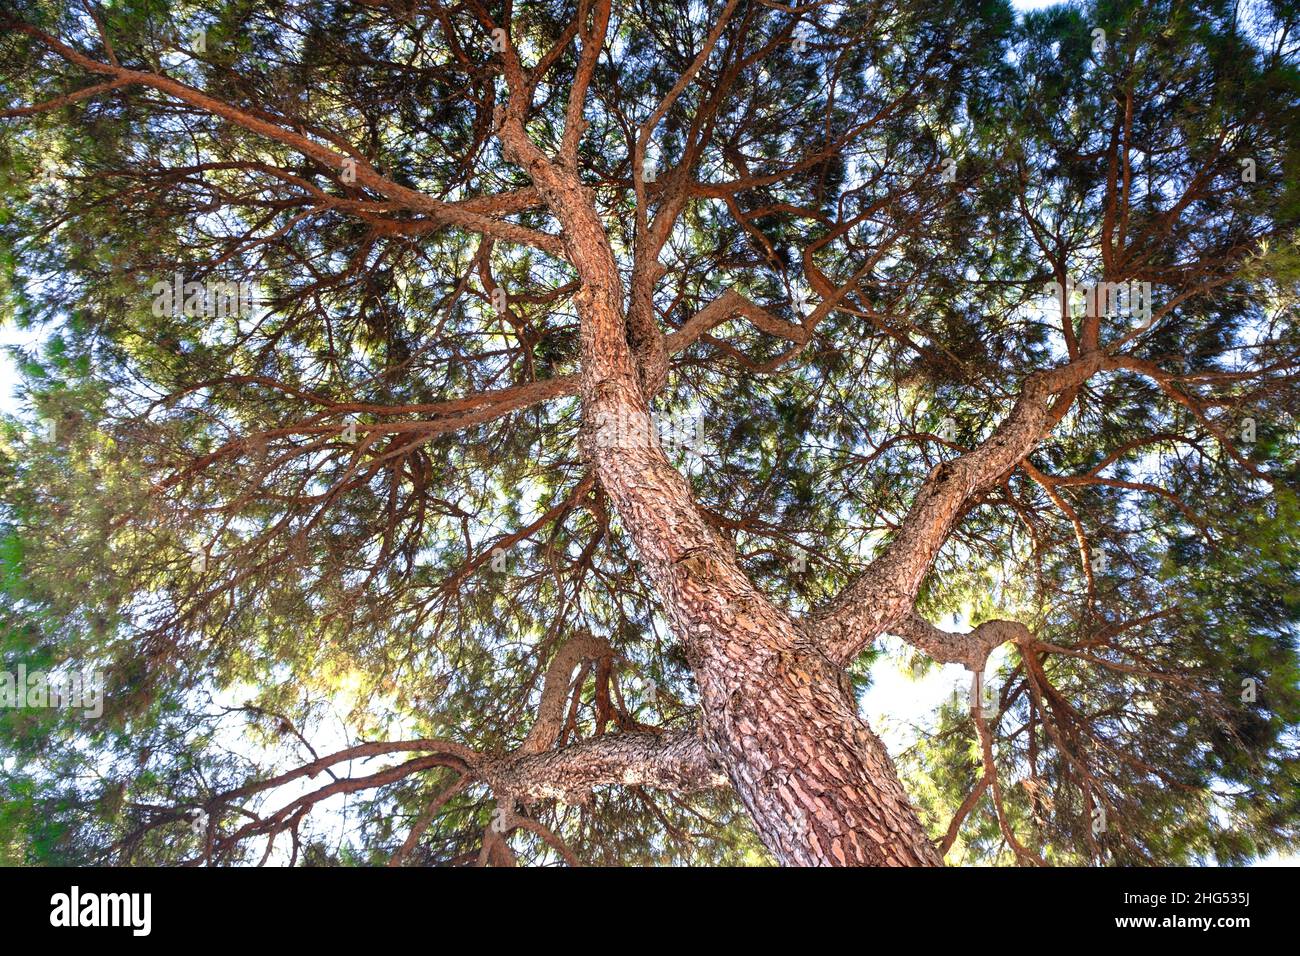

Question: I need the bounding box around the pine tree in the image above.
[0,0,1297,866]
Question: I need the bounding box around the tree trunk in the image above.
[692,633,943,866]
[493,128,941,865]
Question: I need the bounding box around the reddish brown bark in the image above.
[694,635,944,865]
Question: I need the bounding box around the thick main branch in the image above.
[809,355,1104,664]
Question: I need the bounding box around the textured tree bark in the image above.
[568,255,941,863]
[693,635,943,866]
[493,85,944,865]
[486,727,727,802]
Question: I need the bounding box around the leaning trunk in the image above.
[568,268,942,865]
[692,633,943,866]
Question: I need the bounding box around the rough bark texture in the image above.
[486,728,727,802]
[694,636,944,865]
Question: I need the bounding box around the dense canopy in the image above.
[1,0,1298,866]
